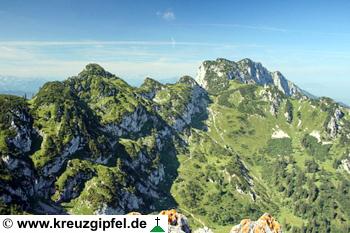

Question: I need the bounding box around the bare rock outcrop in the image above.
[160,209,191,233]
[230,213,282,233]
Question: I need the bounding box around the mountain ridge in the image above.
[196,58,313,99]
[1,60,350,233]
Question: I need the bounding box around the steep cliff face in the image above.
[138,77,165,100]
[326,108,344,138]
[196,58,306,98]
[0,96,37,211]
[150,75,209,132]
[0,95,35,154]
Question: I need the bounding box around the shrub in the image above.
[267,138,293,156]
[301,134,331,160]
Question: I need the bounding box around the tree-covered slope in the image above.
[1,59,350,233]
[172,79,350,233]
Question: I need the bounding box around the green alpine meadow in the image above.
[1,58,350,232]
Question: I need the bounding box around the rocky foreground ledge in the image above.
[129,210,282,233]
[229,213,282,233]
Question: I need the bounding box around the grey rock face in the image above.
[271,71,301,97]
[55,171,94,203]
[261,87,283,116]
[172,78,209,131]
[42,136,83,176]
[196,58,307,98]
[0,155,35,202]
[327,117,339,138]
[7,110,33,153]
[327,108,345,138]
[334,108,345,121]
[103,105,156,137]
[230,213,283,233]
[340,155,350,174]
[139,77,165,100]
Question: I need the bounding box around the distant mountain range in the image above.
[0,76,48,98]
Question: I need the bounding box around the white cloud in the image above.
[0,39,264,80]
[0,40,207,79]
[0,40,230,47]
[157,10,175,21]
[177,23,350,37]
[0,58,200,81]
[177,23,288,32]
[0,46,34,60]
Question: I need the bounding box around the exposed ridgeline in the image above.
[0,64,209,215]
[196,58,311,98]
[1,60,350,233]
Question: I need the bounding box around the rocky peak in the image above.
[142,77,163,88]
[178,75,199,87]
[271,71,302,97]
[196,58,306,98]
[236,58,272,85]
[238,58,254,64]
[78,63,114,79]
[66,65,134,102]
[138,77,164,100]
[140,77,164,92]
[161,81,209,132]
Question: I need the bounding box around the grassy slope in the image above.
[170,81,350,232]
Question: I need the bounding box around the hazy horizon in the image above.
[1,0,350,103]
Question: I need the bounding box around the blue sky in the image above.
[0,0,350,103]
